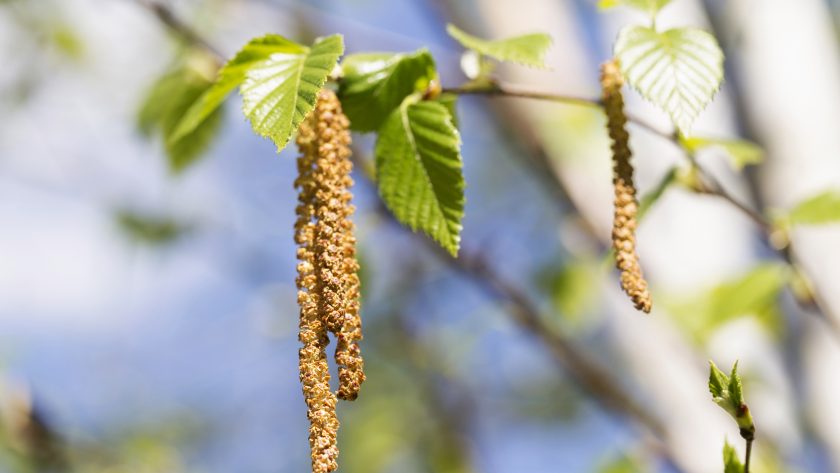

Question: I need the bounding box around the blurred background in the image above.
[2,0,840,472]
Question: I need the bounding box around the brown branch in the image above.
[134,0,225,63]
[445,81,840,341]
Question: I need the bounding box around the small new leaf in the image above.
[239,34,344,151]
[598,0,673,16]
[446,24,552,68]
[709,361,755,438]
[786,190,840,226]
[339,50,437,132]
[614,25,724,136]
[374,97,465,255]
[681,137,763,170]
[723,440,745,473]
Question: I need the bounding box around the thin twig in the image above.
[132,0,673,441]
[744,437,753,473]
[134,0,225,63]
[444,81,840,341]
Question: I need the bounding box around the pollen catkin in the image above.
[601,59,652,314]
[307,89,365,401]
[295,107,340,473]
[294,89,365,472]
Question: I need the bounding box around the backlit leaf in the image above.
[615,26,724,136]
[447,24,551,68]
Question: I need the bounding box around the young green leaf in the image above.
[723,440,745,473]
[170,35,313,144]
[614,26,724,136]
[237,34,344,151]
[681,137,763,170]
[786,190,840,226]
[137,56,223,173]
[598,0,673,16]
[709,361,755,438]
[338,50,437,132]
[446,24,552,68]
[668,264,787,342]
[374,97,465,256]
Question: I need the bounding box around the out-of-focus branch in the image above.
[445,81,840,341]
[132,0,835,460]
[134,0,224,63]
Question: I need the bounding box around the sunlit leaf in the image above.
[374,97,464,256]
[338,50,437,132]
[614,25,724,136]
[786,189,840,226]
[723,440,745,473]
[667,264,788,342]
[545,259,600,323]
[709,361,755,435]
[446,24,552,68]
[681,136,763,170]
[240,34,344,150]
[596,454,646,473]
[598,0,673,16]
[169,35,302,144]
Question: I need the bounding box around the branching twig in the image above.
[445,81,840,340]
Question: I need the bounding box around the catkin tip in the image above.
[601,59,653,314]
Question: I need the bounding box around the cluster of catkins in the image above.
[294,88,364,473]
[601,59,652,313]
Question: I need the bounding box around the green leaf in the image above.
[681,137,763,170]
[708,361,755,435]
[338,50,437,132]
[598,0,673,16]
[137,54,224,173]
[729,362,745,408]
[708,360,728,401]
[667,264,788,342]
[116,210,191,246]
[638,167,678,220]
[614,25,724,136]
[446,24,552,68]
[546,259,600,324]
[723,440,745,473]
[374,97,465,256]
[239,34,344,150]
[596,454,646,473]
[169,36,295,144]
[436,93,459,127]
[786,189,840,226]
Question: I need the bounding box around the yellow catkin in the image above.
[601,59,652,314]
[295,98,339,473]
[294,89,365,472]
[308,89,365,401]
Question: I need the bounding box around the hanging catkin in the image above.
[308,90,365,401]
[601,59,652,314]
[294,88,364,473]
